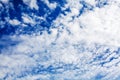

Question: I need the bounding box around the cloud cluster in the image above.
[0,0,120,80]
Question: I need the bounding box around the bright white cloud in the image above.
[22,14,35,24]
[23,0,38,10]
[9,19,21,26]
[43,0,57,10]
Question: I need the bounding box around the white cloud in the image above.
[22,14,35,24]
[1,0,8,3]
[43,0,57,10]
[84,0,96,6]
[23,0,38,10]
[54,0,120,46]
[30,0,39,10]
[9,19,21,26]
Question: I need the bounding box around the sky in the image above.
[0,0,120,80]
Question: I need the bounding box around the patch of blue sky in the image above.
[96,0,108,8]
[48,0,67,7]
[79,1,94,16]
